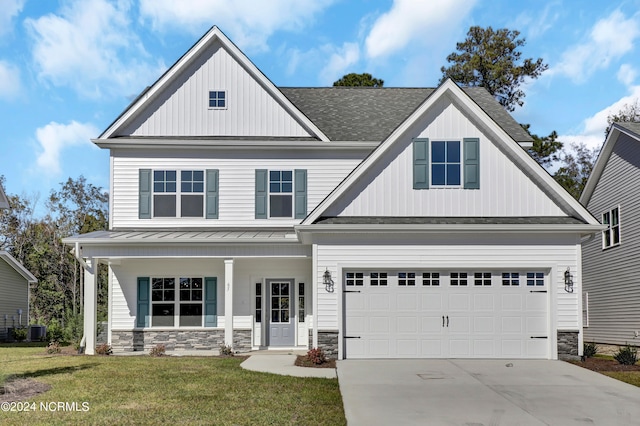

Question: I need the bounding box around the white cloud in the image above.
[365,0,476,59]
[551,10,640,84]
[0,0,25,37]
[559,85,640,151]
[319,43,360,85]
[0,61,21,99]
[514,2,561,40]
[35,121,100,176]
[25,0,164,99]
[139,0,336,52]
[617,64,637,86]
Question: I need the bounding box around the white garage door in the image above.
[343,270,549,359]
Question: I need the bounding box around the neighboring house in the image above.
[0,184,37,341]
[581,122,640,347]
[63,26,602,358]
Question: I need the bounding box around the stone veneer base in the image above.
[557,330,580,361]
[317,330,339,359]
[111,329,252,353]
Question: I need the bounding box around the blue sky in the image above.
[2,0,640,215]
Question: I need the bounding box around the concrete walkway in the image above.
[337,359,640,425]
[240,350,337,378]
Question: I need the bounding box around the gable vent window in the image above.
[209,90,226,109]
[602,206,621,249]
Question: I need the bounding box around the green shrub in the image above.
[149,344,166,357]
[583,342,598,358]
[96,343,113,355]
[11,327,28,342]
[219,344,234,356]
[306,347,326,365]
[614,345,638,365]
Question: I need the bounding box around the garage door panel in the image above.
[421,294,443,310]
[370,316,390,333]
[397,316,418,333]
[397,294,418,310]
[344,270,549,359]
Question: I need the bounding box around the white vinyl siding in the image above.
[116,40,312,138]
[315,233,581,335]
[325,97,567,217]
[111,151,363,228]
[0,260,29,340]
[109,258,311,340]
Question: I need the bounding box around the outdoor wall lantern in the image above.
[323,268,334,293]
[564,267,574,293]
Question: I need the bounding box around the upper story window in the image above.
[269,170,293,218]
[431,141,461,186]
[153,170,203,218]
[602,206,620,249]
[209,90,226,109]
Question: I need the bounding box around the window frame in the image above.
[602,206,621,249]
[431,140,462,187]
[152,169,205,218]
[208,90,227,109]
[268,170,294,218]
[150,277,205,328]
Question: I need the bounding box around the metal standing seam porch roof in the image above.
[62,229,300,245]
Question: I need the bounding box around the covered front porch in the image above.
[63,230,313,355]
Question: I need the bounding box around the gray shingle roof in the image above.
[615,121,640,136]
[280,87,532,143]
[314,216,587,225]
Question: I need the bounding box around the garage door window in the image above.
[451,272,468,286]
[346,272,364,286]
[473,272,492,286]
[526,272,544,286]
[502,272,520,286]
[422,272,440,286]
[370,272,388,286]
[398,272,416,286]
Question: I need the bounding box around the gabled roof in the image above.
[300,79,600,227]
[0,251,37,283]
[280,87,532,143]
[0,183,8,209]
[99,26,329,142]
[580,122,640,205]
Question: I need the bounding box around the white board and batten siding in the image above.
[325,97,567,217]
[111,152,363,228]
[109,257,311,347]
[0,260,29,340]
[314,235,582,358]
[116,39,312,138]
[583,132,640,345]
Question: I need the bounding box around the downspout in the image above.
[72,242,94,353]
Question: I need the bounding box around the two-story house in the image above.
[64,26,602,359]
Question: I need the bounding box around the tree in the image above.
[333,73,384,87]
[606,99,640,136]
[440,26,548,111]
[521,124,563,168]
[554,143,599,199]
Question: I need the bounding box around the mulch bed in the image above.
[295,355,336,368]
[570,357,640,372]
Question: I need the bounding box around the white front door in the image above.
[268,279,295,346]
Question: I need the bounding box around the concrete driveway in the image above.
[337,359,640,425]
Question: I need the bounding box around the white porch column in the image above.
[224,259,234,346]
[83,258,97,355]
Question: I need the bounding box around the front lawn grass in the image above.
[0,347,345,425]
